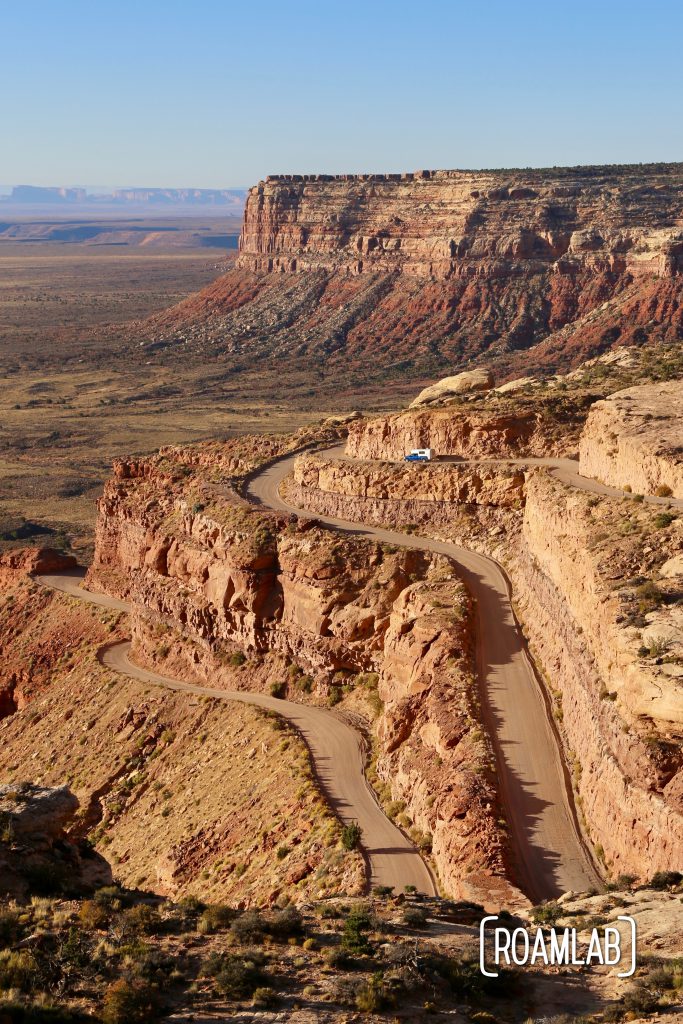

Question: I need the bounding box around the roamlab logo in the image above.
[479,915,637,978]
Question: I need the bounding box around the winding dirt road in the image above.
[42,446,664,903]
[247,450,604,902]
[38,569,436,897]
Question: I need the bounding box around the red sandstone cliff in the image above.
[143,165,683,380]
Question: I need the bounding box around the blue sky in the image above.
[3,0,682,187]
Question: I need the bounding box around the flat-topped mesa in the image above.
[238,164,683,279]
[146,163,683,377]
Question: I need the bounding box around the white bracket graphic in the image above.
[479,914,499,977]
[617,915,637,978]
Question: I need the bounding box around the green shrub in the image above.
[120,903,161,936]
[654,511,676,529]
[413,831,433,854]
[531,901,563,926]
[342,906,373,954]
[269,681,286,698]
[168,894,204,931]
[372,885,394,898]
[317,903,341,920]
[356,972,392,1012]
[324,946,352,968]
[403,906,428,927]
[366,690,384,716]
[269,906,303,939]
[230,910,265,943]
[341,821,362,851]
[0,949,35,992]
[198,904,234,933]
[646,960,683,992]
[328,686,343,707]
[622,983,659,1014]
[102,979,161,1024]
[78,899,111,930]
[228,651,246,667]
[205,950,267,998]
[252,986,278,1008]
[649,870,682,890]
[643,635,672,658]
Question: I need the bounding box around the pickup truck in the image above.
[404,448,432,462]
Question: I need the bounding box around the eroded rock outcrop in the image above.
[345,397,590,461]
[579,380,683,498]
[0,781,111,897]
[293,453,524,509]
[373,577,511,904]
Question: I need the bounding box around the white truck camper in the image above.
[404,448,432,462]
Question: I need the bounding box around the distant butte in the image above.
[143,162,683,382]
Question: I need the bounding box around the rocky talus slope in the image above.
[142,164,683,381]
[579,380,683,498]
[83,437,511,905]
[0,563,364,905]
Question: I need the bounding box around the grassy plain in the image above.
[0,237,316,557]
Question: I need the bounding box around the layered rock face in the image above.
[345,401,585,461]
[239,168,683,281]
[579,381,683,498]
[294,453,524,506]
[512,472,683,877]
[372,576,511,905]
[146,165,683,379]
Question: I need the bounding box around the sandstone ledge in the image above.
[579,380,683,498]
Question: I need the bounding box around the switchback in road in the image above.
[247,449,604,902]
[38,570,437,898]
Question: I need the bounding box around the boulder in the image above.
[322,411,360,426]
[494,376,538,394]
[0,782,79,838]
[409,369,494,408]
[660,554,683,579]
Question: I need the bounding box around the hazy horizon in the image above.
[4,155,683,198]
